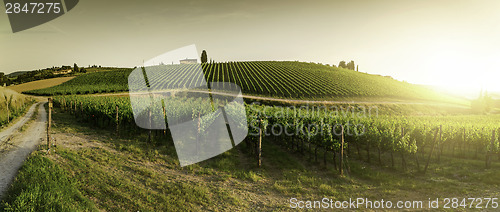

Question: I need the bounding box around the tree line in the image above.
[335,60,358,71]
[1,63,87,86]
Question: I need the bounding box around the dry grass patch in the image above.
[8,77,75,93]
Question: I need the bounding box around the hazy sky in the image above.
[1,0,500,92]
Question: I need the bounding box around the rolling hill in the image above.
[8,77,75,93]
[23,61,461,103]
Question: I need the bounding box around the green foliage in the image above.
[0,154,96,211]
[347,60,355,70]
[0,72,8,86]
[201,50,208,63]
[247,104,500,163]
[25,69,133,95]
[0,88,34,127]
[73,63,79,73]
[338,61,347,69]
[471,90,493,113]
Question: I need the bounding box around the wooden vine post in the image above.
[148,108,152,143]
[462,128,466,158]
[486,129,495,169]
[424,127,439,174]
[4,94,11,123]
[401,127,406,171]
[257,118,262,168]
[47,98,53,150]
[340,125,344,176]
[437,125,442,163]
[196,112,201,156]
[163,106,167,137]
[115,105,119,136]
[498,128,500,161]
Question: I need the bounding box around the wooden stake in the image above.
[163,106,167,137]
[148,109,152,143]
[115,105,119,136]
[340,125,344,176]
[486,129,495,169]
[196,112,201,156]
[47,98,52,150]
[462,128,466,158]
[424,127,439,174]
[437,125,442,163]
[498,128,500,161]
[258,119,262,168]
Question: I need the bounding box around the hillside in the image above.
[24,61,460,103]
[8,77,75,93]
[0,88,34,127]
[5,71,29,78]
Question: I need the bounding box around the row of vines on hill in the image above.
[28,62,440,101]
[247,104,500,172]
[52,95,500,172]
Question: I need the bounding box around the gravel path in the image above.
[0,102,46,199]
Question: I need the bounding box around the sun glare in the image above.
[419,38,500,98]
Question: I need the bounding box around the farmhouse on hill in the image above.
[180,58,198,64]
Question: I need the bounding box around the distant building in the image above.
[180,58,198,64]
[54,69,72,75]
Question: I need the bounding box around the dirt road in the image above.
[0,102,46,199]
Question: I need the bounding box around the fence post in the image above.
[498,128,500,161]
[424,127,439,174]
[257,119,262,168]
[340,125,344,176]
[115,105,119,136]
[148,109,152,143]
[462,128,466,158]
[437,125,442,163]
[163,105,167,137]
[47,98,52,151]
[486,129,495,169]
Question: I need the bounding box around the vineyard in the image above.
[25,62,457,103]
[23,69,132,96]
[52,95,500,173]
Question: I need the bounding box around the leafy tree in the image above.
[472,90,493,113]
[201,50,208,63]
[74,63,79,73]
[338,61,346,68]
[347,60,355,70]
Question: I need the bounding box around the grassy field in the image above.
[0,88,34,128]
[7,77,75,93]
[1,108,499,211]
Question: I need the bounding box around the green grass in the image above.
[0,154,96,211]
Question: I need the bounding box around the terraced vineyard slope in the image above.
[25,61,454,102]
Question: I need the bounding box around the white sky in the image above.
[1,0,500,92]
